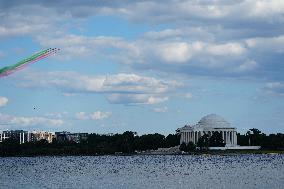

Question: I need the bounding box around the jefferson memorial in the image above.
[177,114,237,147]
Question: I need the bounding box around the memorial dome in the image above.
[196,114,231,129]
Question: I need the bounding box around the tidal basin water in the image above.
[0,154,283,189]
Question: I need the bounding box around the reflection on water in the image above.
[0,154,283,189]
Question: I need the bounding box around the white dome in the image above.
[196,114,231,129]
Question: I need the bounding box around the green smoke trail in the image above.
[0,48,58,77]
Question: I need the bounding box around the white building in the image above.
[0,130,54,144]
[177,114,237,147]
[29,131,55,143]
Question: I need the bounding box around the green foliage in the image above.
[186,141,196,151]
[238,129,284,149]
[197,134,209,150]
[0,131,180,156]
[179,142,187,151]
[164,134,180,148]
[0,129,283,157]
[179,142,196,152]
[209,132,225,147]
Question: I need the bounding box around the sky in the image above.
[0,0,284,135]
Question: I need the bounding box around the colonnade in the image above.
[181,130,237,146]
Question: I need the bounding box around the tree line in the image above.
[0,128,283,156]
[0,131,180,156]
[237,128,284,149]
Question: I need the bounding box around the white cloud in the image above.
[90,111,111,120]
[75,112,89,120]
[45,112,68,118]
[246,35,284,53]
[155,42,192,63]
[263,82,284,96]
[36,34,134,60]
[237,60,258,72]
[185,93,193,99]
[18,71,178,105]
[153,106,168,113]
[248,0,284,18]
[0,97,8,107]
[107,94,168,105]
[0,113,64,127]
[1,0,283,81]
[207,43,246,56]
[36,32,254,76]
[19,71,177,94]
[75,111,111,120]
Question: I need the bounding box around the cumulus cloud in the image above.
[36,34,135,60]
[107,94,168,105]
[1,0,284,82]
[236,60,258,72]
[246,35,284,53]
[0,97,8,107]
[17,71,178,105]
[0,113,64,128]
[90,111,111,120]
[76,111,111,120]
[45,112,68,119]
[75,112,89,120]
[263,82,284,96]
[153,106,168,113]
[184,93,193,99]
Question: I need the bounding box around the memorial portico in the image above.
[177,114,237,147]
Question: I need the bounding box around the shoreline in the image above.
[1,149,283,158]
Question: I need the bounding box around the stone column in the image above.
[230,131,232,144]
[228,131,231,144]
[228,131,230,144]
[226,131,228,144]
[188,132,190,142]
[188,132,190,143]
[234,131,237,145]
[20,133,22,144]
[231,131,233,144]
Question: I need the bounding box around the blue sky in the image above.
[0,0,284,135]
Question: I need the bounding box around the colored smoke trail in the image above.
[0,48,60,77]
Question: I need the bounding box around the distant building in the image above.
[0,130,28,144]
[177,114,237,147]
[55,131,88,143]
[29,131,55,143]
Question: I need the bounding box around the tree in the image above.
[197,134,209,150]
[209,132,225,147]
[164,134,180,147]
[246,128,264,146]
[179,142,187,152]
[186,141,196,151]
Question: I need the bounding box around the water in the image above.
[0,154,283,189]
